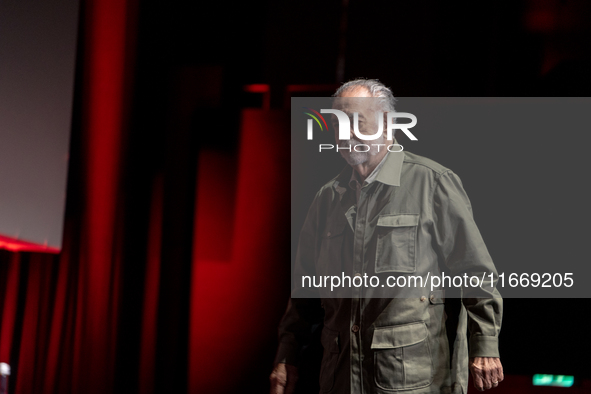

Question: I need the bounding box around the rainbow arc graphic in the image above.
[303,107,329,131]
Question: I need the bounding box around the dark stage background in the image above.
[0,0,590,393]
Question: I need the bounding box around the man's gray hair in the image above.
[333,78,396,112]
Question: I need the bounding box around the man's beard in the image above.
[338,134,384,166]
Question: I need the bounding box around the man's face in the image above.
[331,88,387,166]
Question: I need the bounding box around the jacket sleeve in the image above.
[274,192,324,366]
[432,170,503,358]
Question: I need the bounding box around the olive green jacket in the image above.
[276,151,502,394]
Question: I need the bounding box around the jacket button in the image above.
[351,325,360,333]
[327,232,331,237]
[420,296,426,302]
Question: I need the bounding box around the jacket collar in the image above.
[333,150,405,196]
[375,150,404,186]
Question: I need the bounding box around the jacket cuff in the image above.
[469,336,500,358]
[274,341,300,366]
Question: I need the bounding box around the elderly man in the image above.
[270,79,503,394]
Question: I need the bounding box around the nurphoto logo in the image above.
[303,107,418,152]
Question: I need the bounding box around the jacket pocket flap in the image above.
[371,322,428,349]
[377,214,419,227]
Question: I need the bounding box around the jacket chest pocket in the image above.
[371,321,434,391]
[375,214,419,273]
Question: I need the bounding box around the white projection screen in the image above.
[0,0,79,253]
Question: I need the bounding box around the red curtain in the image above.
[0,1,292,393]
[0,0,137,392]
[189,110,290,393]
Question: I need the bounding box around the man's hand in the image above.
[270,363,298,394]
[469,357,504,391]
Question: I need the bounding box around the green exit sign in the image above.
[533,374,574,387]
